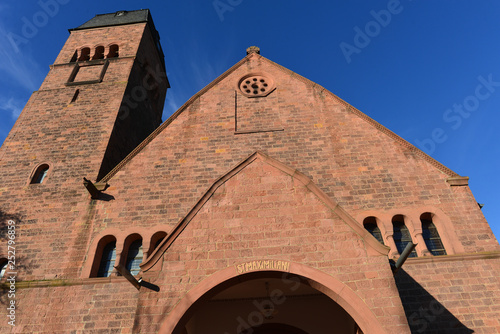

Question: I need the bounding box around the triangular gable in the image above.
[96,52,461,187]
[140,151,390,272]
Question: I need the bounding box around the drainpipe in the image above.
[392,242,417,274]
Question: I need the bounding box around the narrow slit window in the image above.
[363,217,384,244]
[97,241,116,277]
[31,164,49,184]
[126,239,143,276]
[392,216,417,257]
[70,89,79,103]
[421,214,447,256]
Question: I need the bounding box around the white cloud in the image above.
[0,23,43,92]
[0,96,24,119]
[165,94,180,116]
[190,57,218,90]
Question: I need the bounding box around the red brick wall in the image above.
[0,21,166,280]
[0,280,138,333]
[397,258,500,333]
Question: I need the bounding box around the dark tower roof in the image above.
[71,9,151,30]
[70,9,165,70]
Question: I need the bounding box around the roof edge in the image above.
[68,20,148,32]
[69,9,150,31]
[99,52,460,184]
[260,57,460,178]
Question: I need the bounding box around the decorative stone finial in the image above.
[246,46,260,55]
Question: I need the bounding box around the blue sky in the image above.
[0,1,499,240]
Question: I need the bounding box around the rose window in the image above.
[238,74,275,97]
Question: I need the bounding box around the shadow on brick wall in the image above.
[394,268,474,333]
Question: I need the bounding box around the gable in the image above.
[99,51,458,186]
[141,152,388,272]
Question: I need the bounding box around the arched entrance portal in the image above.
[177,274,356,334]
[160,262,384,334]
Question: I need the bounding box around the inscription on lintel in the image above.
[236,260,291,274]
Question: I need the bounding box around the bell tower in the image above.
[0,9,169,190]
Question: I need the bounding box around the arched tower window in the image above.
[92,46,104,60]
[363,217,384,244]
[421,213,447,256]
[96,240,117,277]
[78,47,90,61]
[125,239,143,276]
[30,164,49,184]
[392,215,417,257]
[107,44,119,58]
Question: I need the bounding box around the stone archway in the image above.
[158,261,388,334]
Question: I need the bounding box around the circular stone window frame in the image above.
[237,72,276,98]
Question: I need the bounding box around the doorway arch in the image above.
[158,261,387,334]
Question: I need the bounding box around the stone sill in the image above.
[0,276,130,290]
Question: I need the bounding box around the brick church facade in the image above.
[1,9,499,334]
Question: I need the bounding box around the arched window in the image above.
[30,164,49,184]
[107,44,119,58]
[92,46,104,60]
[363,217,384,244]
[78,47,90,61]
[421,213,447,256]
[392,216,417,257]
[0,259,7,279]
[97,241,116,277]
[125,239,143,276]
[149,231,167,253]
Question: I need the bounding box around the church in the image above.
[1,9,499,334]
